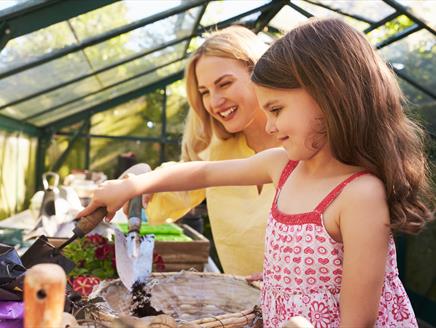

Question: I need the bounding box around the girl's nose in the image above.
[265,119,278,135]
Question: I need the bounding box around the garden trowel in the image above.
[114,195,155,290]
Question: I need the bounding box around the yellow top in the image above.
[146,135,275,275]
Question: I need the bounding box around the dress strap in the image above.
[314,171,369,214]
[277,161,298,190]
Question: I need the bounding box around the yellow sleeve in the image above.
[144,162,206,225]
[146,189,205,225]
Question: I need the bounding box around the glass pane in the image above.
[84,8,199,70]
[90,140,162,178]
[200,0,268,26]
[90,93,163,138]
[396,0,436,30]
[289,0,370,31]
[166,80,189,136]
[315,0,396,22]
[379,29,436,95]
[0,0,29,12]
[366,15,415,45]
[0,51,96,107]
[269,5,308,32]
[0,22,76,74]
[10,75,102,119]
[69,1,184,40]
[163,142,182,163]
[97,42,187,86]
[29,59,187,126]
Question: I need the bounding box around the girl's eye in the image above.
[270,107,282,115]
[199,90,209,97]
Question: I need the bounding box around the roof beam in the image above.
[0,113,41,136]
[0,0,118,46]
[44,70,184,132]
[381,0,435,36]
[0,0,207,80]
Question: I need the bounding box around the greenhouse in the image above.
[0,0,434,327]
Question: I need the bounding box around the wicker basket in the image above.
[88,272,262,328]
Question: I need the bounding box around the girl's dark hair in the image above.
[252,18,433,234]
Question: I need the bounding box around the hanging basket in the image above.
[88,271,262,327]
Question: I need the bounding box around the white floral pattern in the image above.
[261,161,418,328]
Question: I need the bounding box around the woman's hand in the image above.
[76,177,136,221]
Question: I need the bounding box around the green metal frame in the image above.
[0,113,40,136]
[0,0,119,51]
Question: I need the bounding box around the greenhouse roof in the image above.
[0,0,434,138]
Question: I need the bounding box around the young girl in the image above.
[78,18,433,327]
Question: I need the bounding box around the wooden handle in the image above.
[74,207,108,237]
[128,196,142,232]
[24,263,66,328]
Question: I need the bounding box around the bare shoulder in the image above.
[340,173,390,227]
[258,148,290,184]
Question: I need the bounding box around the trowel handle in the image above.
[74,207,108,237]
[128,196,142,232]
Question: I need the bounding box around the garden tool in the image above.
[21,207,108,274]
[115,195,155,290]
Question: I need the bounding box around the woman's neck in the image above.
[242,114,279,153]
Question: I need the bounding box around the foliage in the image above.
[63,234,117,280]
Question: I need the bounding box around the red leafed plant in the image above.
[63,234,165,295]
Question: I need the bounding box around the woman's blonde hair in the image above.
[252,18,433,234]
[181,25,268,161]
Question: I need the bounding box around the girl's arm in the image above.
[338,175,390,327]
[77,148,286,220]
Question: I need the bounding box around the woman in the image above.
[139,26,278,275]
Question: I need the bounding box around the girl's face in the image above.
[254,86,327,160]
[195,56,264,133]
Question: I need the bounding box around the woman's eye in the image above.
[220,81,231,88]
[199,90,209,97]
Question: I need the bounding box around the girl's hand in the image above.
[76,178,135,221]
[245,272,263,282]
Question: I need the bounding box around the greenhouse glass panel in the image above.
[0,0,29,12]
[312,0,396,22]
[97,42,187,86]
[268,5,308,32]
[288,0,370,31]
[166,80,189,136]
[397,0,436,30]
[90,140,162,179]
[0,51,96,106]
[9,75,102,119]
[379,29,436,95]
[90,94,163,138]
[83,7,200,70]
[0,22,77,73]
[366,15,415,45]
[163,142,182,163]
[68,1,184,40]
[29,60,186,126]
[200,0,268,26]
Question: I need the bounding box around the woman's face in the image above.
[195,55,264,134]
[254,86,327,160]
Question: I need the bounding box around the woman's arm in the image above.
[338,175,390,327]
[77,148,285,220]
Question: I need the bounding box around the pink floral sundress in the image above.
[261,160,417,328]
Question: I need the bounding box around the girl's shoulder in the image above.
[338,172,390,228]
[259,148,291,185]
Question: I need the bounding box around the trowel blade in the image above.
[114,228,155,290]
